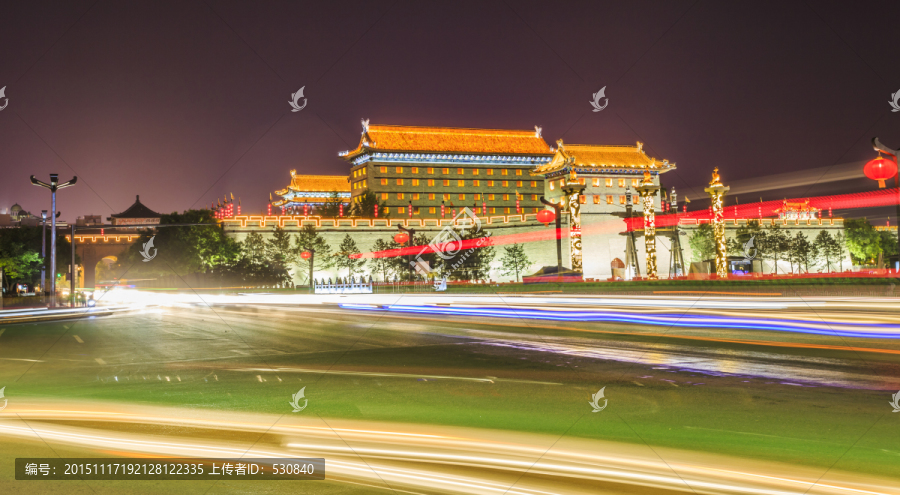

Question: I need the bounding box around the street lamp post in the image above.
[871,138,900,260]
[30,174,77,307]
[40,210,47,298]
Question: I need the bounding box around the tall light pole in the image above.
[704,168,729,278]
[30,174,77,307]
[40,210,47,298]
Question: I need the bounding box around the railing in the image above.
[313,277,373,294]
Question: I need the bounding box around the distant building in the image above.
[107,195,162,227]
[76,215,103,226]
[272,171,350,213]
[339,121,555,217]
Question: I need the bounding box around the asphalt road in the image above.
[0,293,899,494]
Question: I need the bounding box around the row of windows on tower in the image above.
[351,166,527,178]
[382,206,542,215]
[380,193,538,201]
[353,179,539,189]
[548,177,643,190]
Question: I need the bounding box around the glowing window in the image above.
[411,167,419,174]
[474,194,481,200]
[516,181,522,187]
[502,181,509,187]
[501,169,508,176]
[605,178,613,187]
[505,207,510,214]
[488,194,495,200]
[579,195,586,204]
[593,195,601,204]
[427,167,434,174]
[459,194,465,200]
[619,195,626,204]
[428,179,435,186]
[503,194,509,200]
[429,207,435,214]
[443,193,450,200]
[380,178,388,185]
[618,179,625,188]
[531,181,537,187]
[457,180,465,187]
[457,168,464,174]
[384,207,390,214]
[473,169,480,175]
[396,178,403,185]
[428,193,435,200]
[531,194,537,200]
[396,166,403,173]
[549,182,555,190]
[442,168,449,174]
[488,180,495,187]
[412,179,420,186]
[473,180,480,186]
[490,207,496,213]
[606,195,613,204]
[413,193,420,200]
[380,166,387,173]
[397,193,404,200]
[443,180,450,186]
[487,169,494,176]
[398,207,405,214]
[516,169,522,176]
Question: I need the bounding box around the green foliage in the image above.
[499,243,532,282]
[437,226,495,282]
[368,239,396,281]
[294,224,332,283]
[789,232,814,273]
[688,223,715,262]
[115,210,240,279]
[813,230,843,272]
[266,227,298,274]
[0,226,74,292]
[350,190,389,218]
[762,225,790,274]
[334,234,366,278]
[844,219,881,265]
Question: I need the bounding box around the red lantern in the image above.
[394,232,409,244]
[339,203,344,217]
[374,204,378,218]
[864,156,898,188]
[537,209,555,226]
[300,251,311,260]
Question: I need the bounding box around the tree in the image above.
[727,220,763,260]
[242,231,268,265]
[368,239,395,281]
[814,230,837,272]
[294,224,332,284]
[499,243,532,282]
[688,223,715,262]
[437,225,495,281]
[266,227,298,277]
[0,229,42,293]
[334,234,366,278]
[115,209,240,278]
[834,231,847,271]
[844,219,881,266]
[762,225,790,274]
[789,232,814,273]
[350,190,389,218]
[318,191,344,218]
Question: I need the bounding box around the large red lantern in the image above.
[864,156,898,188]
[394,232,409,244]
[300,251,311,259]
[537,209,555,226]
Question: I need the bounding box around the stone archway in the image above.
[75,235,139,289]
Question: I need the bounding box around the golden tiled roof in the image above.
[533,141,675,175]
[342,124,553,158]
[275,172,350,196]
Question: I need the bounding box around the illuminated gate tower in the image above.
[704,168,729,277]
[272,170,351,215]
[533,140,675,279]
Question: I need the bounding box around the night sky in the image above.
[2,1,899,223]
